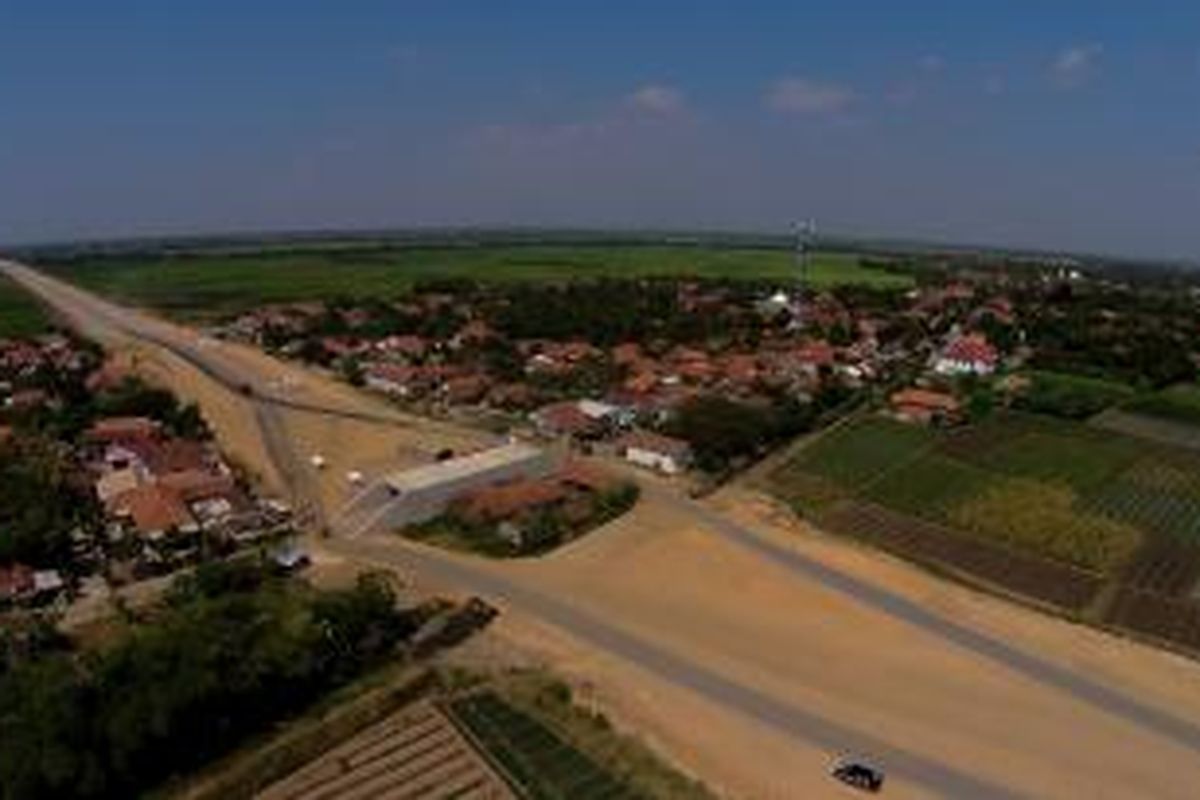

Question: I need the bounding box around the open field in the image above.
[41,246,912,315]
[0,271,50,336]
[771,412,1200,645]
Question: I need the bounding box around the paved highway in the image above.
[8,259,1200,798]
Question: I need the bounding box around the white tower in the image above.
[792,219,816,327]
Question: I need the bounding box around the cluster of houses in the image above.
[0,333,96,415]
[86,415,292,578]
[218,277,1028,456]
[0,334,293,611]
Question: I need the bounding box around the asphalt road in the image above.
[8,259,1200,797]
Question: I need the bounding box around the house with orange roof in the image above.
[890,388,962,425]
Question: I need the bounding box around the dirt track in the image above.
[9,258,1200,799]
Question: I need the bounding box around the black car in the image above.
[830,757,885,793]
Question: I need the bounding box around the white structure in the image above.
[617,430,693,475]
[933,334,998,376]
[335,442,554,533]
[364,364,412,398]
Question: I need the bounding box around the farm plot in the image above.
[1088,459,1200,543]
[1116,535,1200,597]
[823,502,1103,611]
[941,416,1141,493]
[776,411,1200,642]
[1105,589,1200,653]
[864,452,989,517]
[259,700,513,800]
[447,692,639,800]
[786,416,934,489]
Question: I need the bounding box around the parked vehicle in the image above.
[830,756,885,793]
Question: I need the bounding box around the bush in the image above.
[0,572,417,799]
[1014,371,1136,420]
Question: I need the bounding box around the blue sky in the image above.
[1,2,1198,258]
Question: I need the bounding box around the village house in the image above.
[87,416,163,446]
[374,334,429,360]
[442,373,492,406]
[616,430,694,475]
[890,388,962,425]
[364,362,418,398]
[108,483,198,539]
[934,333,998,376]
[530,400,607,440]
[0,564,66,607]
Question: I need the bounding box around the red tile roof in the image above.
[890,388,961,413]
[110,484,193,534]
[795,341,836,366]
[458,479,567,522]
[943,334,997,365]
[88,417,162,443]
[533,401,601,436]
[158,469,236,502]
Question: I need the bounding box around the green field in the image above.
[774,413,1200,573]
[448,692,638,800]
[1123,383,1200,426]
[45,245,912,315]
[1016,370,1138,420]
[0,273,49,336]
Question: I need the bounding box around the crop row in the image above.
[448,692,637,800]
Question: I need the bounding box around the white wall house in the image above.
[617,430,694,475]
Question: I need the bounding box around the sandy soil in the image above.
[478,487,1200,799]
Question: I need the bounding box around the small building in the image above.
[531,401,602,439]
[890,388,962,425]
[934,334,998,376]
[364,362,417,398]
[109,484,198,538]
[88,416,162,445]
[0,564,34,604]
[616,430,694,475]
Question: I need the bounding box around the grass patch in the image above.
[0,272,50,336]
[44,246,912,316]
[786,416,934,489]
[1124,384,1200,426]
[979,428,1141,493]
[1015,370,1138,420]
[865,452,990,516]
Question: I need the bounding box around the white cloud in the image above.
[1050,44,1103,89]
[626,84,686,115]
[765,77,855,115]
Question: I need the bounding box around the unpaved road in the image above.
[9,258,1200,799]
